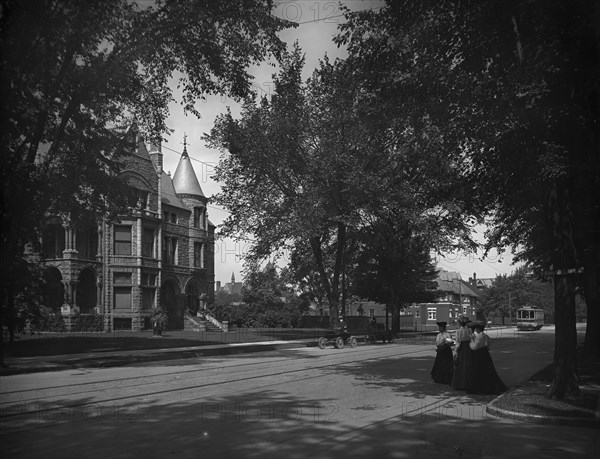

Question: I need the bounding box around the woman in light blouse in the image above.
[431,321,454,384]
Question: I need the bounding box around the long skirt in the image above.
[451,342,473,390]
[431,346,454,384]
[467,346,507,395]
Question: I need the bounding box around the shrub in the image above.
[72,312,103,332]
[151,307,169,329]
[31,306,66,332]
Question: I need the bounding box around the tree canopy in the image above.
[336,0,599,397]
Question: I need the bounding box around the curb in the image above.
[486,390,600,428]
[0,340,310,376]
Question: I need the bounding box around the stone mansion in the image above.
[38,128,215,331]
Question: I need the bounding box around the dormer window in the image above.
[163,211,177,224]
[127,188,148,210]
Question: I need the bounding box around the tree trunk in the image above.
[309,234,341,327]
[0,315,4,368]
[544,176,581,399]
[331,223,346,326]
[391,303,400,333]
[582,248,600,361]
[546,273,581,399]
[7,284,15,345]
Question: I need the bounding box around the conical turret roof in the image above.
[172,140,205,198]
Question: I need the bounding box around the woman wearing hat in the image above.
[467,321,507,394]
[431,321,455,384]
[451,316,473,390]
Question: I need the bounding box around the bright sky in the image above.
[160,1,521,285]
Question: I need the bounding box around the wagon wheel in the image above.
[387,335,395,344]
[349,336,357,348]
[317,337,327,349]
[368,334,376,344]
[335,336,344,349]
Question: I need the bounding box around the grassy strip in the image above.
[493,348,599,420]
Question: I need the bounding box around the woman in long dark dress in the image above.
[451,316,473,390]
[431,321,454,384]
[466,322,507,395]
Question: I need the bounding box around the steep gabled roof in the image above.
[161,172,186,209]
[436,270,479,298]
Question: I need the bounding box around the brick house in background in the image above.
[341,270,480,330]
[38,128,215,331]
[408,270,480,327]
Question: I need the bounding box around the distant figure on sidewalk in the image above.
[451,315,473,390]
[467,321,507,395]
[369,316,377,331]
[431,321,455,384]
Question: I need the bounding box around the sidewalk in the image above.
[0,327,437,376]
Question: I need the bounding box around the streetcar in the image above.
[516,307,545,331]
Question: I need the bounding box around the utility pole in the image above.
[509,291,512,325]
[459,280,462,310]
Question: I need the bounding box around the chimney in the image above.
[149,138,163,173]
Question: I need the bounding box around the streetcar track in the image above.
[0,345,433,418]
[0,343,429,397]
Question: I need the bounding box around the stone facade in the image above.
[39,130,215,331]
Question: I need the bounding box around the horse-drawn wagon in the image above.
[367,322,394,344]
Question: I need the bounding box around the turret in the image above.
[172,135,205,198]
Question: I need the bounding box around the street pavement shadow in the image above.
[2,387,597,459]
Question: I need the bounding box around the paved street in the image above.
[1,327,597,459]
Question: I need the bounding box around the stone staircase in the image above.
[183,312,227,332]
[204,312,228,332]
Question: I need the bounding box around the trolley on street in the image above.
[516,306,545,331]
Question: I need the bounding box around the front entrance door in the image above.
[161,280,183,330]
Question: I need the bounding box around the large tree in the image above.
[208,44,478,326]
[0,0,292,357]
[208,47,376,324]
[336,0,599,397]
